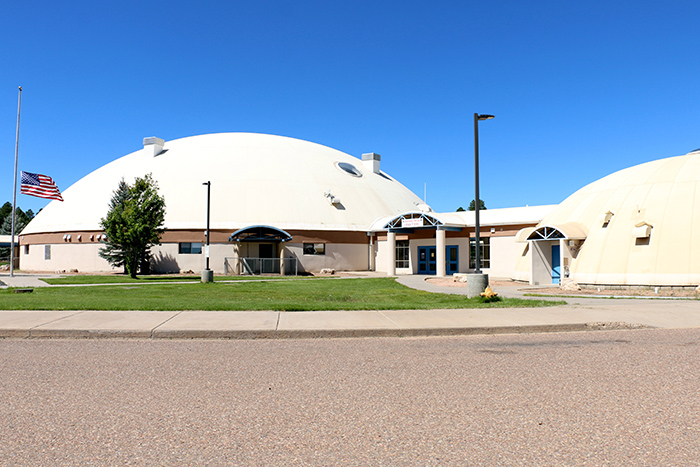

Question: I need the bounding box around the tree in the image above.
[468,199,487,211]
[0,205,34,258]
[99,174,166,278]
[456,206,465,212]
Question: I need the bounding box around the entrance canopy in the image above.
[526,222,587,241]
[229,225,293,243]
[373,212,461,232]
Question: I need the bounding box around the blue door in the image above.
[446,245,459,275]
[551,245,561,284]
[418,246,436,275]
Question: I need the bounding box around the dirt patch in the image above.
[426,277,699,298]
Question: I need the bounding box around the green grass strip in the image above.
[41,274,331,285]
[1,277,564,311]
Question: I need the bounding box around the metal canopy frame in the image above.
[229,225,293,243]
[527,226,566,241]
[383,212,444,230]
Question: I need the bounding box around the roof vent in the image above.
[143,137,165,157]
[362,153,381,174]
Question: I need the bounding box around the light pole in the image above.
[201,181,213,283]
[469,113,494,296]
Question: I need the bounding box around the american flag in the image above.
[20,171,64,201]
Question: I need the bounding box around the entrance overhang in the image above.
[526,222,587,241]
[229,225,293,243]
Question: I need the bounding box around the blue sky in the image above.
[3,0,700,215]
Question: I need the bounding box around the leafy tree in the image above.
[456,206,465,212]
[99,174,166,278]
[468,199,487,211]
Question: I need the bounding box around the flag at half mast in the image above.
[20,171,64,201]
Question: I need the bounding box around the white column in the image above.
[387,231,396,276]
[368,234,375,271]
[279,244,285,276]
[436,228,446,277]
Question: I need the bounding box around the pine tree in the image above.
[99,175,166,278]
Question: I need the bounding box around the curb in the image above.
[0,322,650,340]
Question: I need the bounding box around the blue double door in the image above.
[418,245,459,275]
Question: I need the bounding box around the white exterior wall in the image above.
[21,243,115,273]
[487,236,523,279]
[285,243,368,272]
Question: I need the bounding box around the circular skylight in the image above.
[335,161,362,177]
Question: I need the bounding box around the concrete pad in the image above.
[153,311,279,338]
[30,311,180,338]
[0,311,79,337]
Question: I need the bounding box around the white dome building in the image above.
[20,133,426,274]
[514,149,700,288]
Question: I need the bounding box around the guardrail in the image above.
[224,257,298,276]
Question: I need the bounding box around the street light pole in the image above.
[473,113,494,274]
[201,181,212,282]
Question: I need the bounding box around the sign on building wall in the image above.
[401,218,424,228]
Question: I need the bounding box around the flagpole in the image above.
[10,86,22,277]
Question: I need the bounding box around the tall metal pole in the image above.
[473,113,494,275]
[204,181,211,271]
[473,113,481,274]
[10,87,22,277]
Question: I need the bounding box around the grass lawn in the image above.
[0,277,564,311]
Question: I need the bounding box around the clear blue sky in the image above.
[3,0,700,215]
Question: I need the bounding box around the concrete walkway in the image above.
[1,273,699,339]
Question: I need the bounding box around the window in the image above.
[24,245,29,255]
[469,237,490,269]
[178,242,202,254]
[303,243,325,255]
[396,240,409,268]
[44,245,51,260]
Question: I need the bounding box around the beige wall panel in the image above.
[488,236,522,279]
[285,243,368,272]
[21,243,115,273]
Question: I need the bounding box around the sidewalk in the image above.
[1,274,699,339]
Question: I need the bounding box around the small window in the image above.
[303,243,325,255]
[44,245,51,260]
[396,240,409,268]
[179,242,203,254]
[24,245,29,255]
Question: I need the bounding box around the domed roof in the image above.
[22,133,425,235]
[539,149,700,285]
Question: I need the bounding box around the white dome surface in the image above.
[538,149,700,285]
[23,133,425,234]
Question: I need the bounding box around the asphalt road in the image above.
[2,329,699,466]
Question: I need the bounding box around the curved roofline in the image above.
[229,225,293,243]
[527,222,588,241]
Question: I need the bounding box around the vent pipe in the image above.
[143,137,165,156]
[362,152,381,174]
